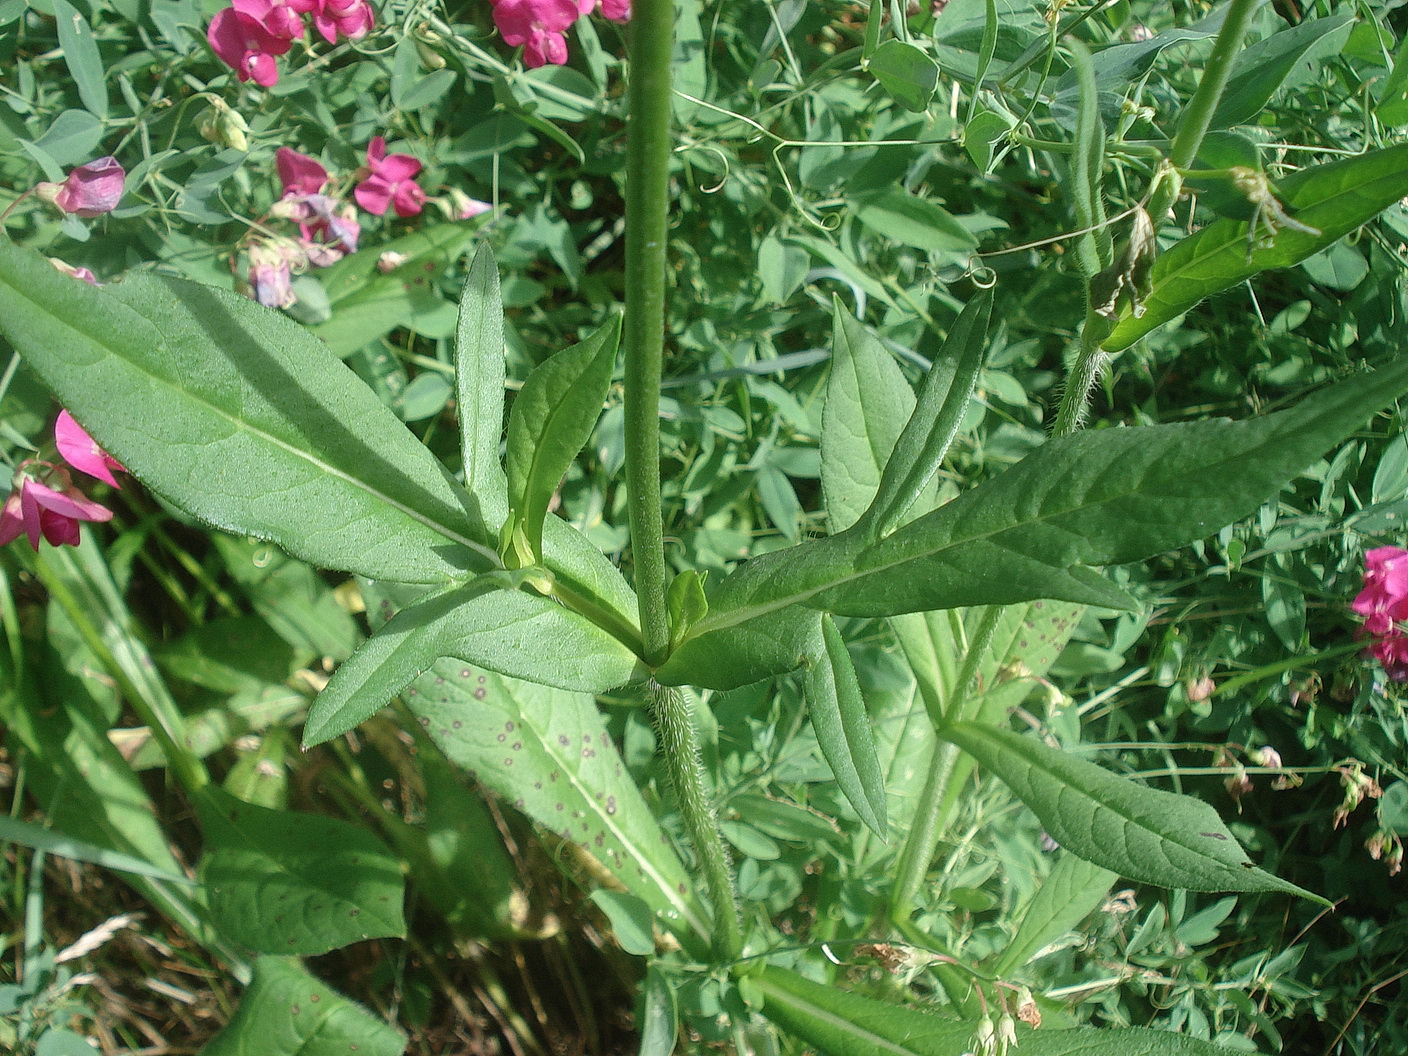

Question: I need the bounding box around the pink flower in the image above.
[234,0,306,39]
[597,0,629,21]
[491,0,582,67]
[276,148,329,196]
[311,0,375,43]
[354,137,425,217]
[1353,546,1408,681]
[439,188,491,221]
[36,157,125,217]
[208,6,295,86]
[0,469,114,551]
[55,411,126,488]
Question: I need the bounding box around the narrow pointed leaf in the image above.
[1105,143,1408,350]
[755,965,1231,1056]
[457,243,511,526]
[196,787,406,955]
[302,580,640,748]
[941,722,1323,901]
[803,615,887,836]
[407,661,709,948]
[821,301,917,534]
[0,239,494,582]
[506,316,620,558]
[202,956,406,1056]
[53,0,108,120]
[860,291,992,538]
[992,853,1116,976]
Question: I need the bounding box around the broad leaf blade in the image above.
[0,240,494,582]
[1212,11,1355,129]
[803,615,887,836]
[196,787,407,955]
[756,965,1231,1056]
[821,301,916,533]
[456,243,510,527]
[1105,143,1408,350]
[302,579,640,748]
[940,722,1323,901]
[505,316,620,558]
[407,661,710,948]
[202,956,406,1056]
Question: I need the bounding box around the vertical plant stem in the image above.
[1052,309,1114,438]
[622,0,676,667]
[889,606,1003,924]
[652,682,744,960]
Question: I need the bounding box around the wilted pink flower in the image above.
[1352,546,1408,681]
[439,187,491,221]
[55,411,126,488]
[311,0,375,42]
[276,148,329,197]
[208,5,295,86]
[0,469,114,551]
[49,258,99,285]
[35,157,125,217]
[354,137,425,217]
[247,241,300,308]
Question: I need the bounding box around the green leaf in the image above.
[196,786,406,955]
[664,359,1408,688]
[505,316,620,560]
[590,889,656,956]
[457,243,511,527]
[821,302,917,534]
[638,964,679,1056]
[940,722,1322,901]
[852,190,979,255]
[868,39,939,112]
[1212,11,1355,129]
[803,615,887,836]
[992,853,1116,976]
[0,814,192,885]
[407,661,710,947]
[0,240,496,582]
[202,956,406,1056]
[37,1028,105,1056]
[52,0,107,120]
[755,965,1231,1055]
[1105,143,1408,351]
[301,579,640,748]
[859,291,992,538]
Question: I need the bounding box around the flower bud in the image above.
[199,97,251,152]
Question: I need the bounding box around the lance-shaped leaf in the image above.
[0,238,494,583]
[407,660,710,950]
[1105,142,1408,351]
[941,722,1323,901]
[302,579,640,748]
[755,965,1231,1056]
[456,243,510,527]
[821,301,916,534]
[660,358,1408,689]
[803,615,887,836]
[992,853,1116,976]
[505,315,620,560]
[857,290,992,539]
[196,786,406,955]
[202,956,406,1056]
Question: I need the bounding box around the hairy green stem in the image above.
[622,0,675,666]
[889,606,1003,924]
[651,682,744,960]
[1052,309,1115,438]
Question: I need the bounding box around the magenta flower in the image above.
[597,0,629,21]
[311,0,375,43]
[55,411,126,488]
[0,469,114,551]
[491,0,582,67]
[276,148,330,197]
[354,137,425,217]
[36,156,125,217]
[1352,546,1408,681]
[208,5,295,86]
[49,258,100,285]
